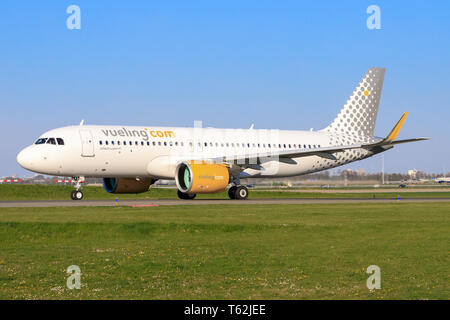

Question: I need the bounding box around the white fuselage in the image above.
[17,125,379,180]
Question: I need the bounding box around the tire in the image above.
[70,190,76,200]
[234,186,248,200]
[74,190,83,200]
[228,186,237,199]
[177,190,196,200]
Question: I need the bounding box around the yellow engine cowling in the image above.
[102,177,154,194]
[175,161,230,194]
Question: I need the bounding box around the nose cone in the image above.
[17,147,36,171]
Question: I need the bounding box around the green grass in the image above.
[1,184,449,201]
[0,203,448,299]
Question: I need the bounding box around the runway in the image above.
[1,198,450,207]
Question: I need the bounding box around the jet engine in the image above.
[102,177,154,194]
[175,161,230,194]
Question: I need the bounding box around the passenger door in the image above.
[79,130,95,157]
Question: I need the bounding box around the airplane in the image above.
[435,177,450,184]
[16,68,428,200]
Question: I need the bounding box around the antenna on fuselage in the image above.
[249,124,254,129]
[79,119,85,126]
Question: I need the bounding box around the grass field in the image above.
[1,184,449,201]
[0,202,448,299]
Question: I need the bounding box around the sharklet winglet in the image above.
[385,112,408,141]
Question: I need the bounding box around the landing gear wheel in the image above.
[234,186,248,200]
[70,190,83,200]
[228,186,237,199]
[177,190,196,200]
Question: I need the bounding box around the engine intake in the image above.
[175,161,230,194]
[102,177,153,194]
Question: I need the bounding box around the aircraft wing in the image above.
[211,112,428,165]
[361,112,429,149]
[212,144,363,164]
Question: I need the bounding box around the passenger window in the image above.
[35,138,47,144]
[99,141,103,145]
[135,141,138,145]
[158,141,161,146]
[152,142,156,146]
[123,141,127,145]
[147,141,150,146]
[105,141,109,145]
[46,138,56,145]
[141,141,144,146]
[57,138,64,145]
[181,142,184,146]
[117,141,121,145]
[164,142,167,146]
[111,141,115,145]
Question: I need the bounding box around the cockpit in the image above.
[34,137,65,145]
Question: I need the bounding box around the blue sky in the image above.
[1,0,449,176]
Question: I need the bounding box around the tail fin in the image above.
[323,67,385,137]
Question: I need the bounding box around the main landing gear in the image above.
[70,177,84,200]
[177,190,196,200]
[228,185,249,200]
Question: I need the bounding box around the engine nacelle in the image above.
[102,177,153,194]
[175,161,230,194]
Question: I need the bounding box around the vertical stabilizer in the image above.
[323,68,385,137]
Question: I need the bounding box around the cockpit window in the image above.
[46,138,56,145]
[57,138,64,145]
[35,138,47,144]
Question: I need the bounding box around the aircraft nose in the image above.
[17,147,35,171]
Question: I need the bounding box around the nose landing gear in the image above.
[70,190,83,200]
[70,177,84,200]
